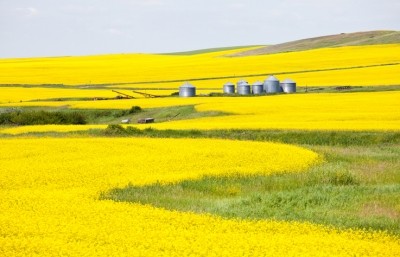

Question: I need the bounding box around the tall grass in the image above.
[0,110,86,125]
[0,106,142,125]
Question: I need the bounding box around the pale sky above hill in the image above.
[0,0,399,57]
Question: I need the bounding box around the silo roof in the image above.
[180,82,195,88]
[266,75,279,81]
[253,81,263,86]
[237,79,249,85]
[282,79,296,83]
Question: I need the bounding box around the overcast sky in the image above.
[0,0,399,58]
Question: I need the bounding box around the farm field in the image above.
[0,44,399,87]
[1,38,400,256]
[1,91,400,257]
[0,86,217,104]
[1,137,400,257]
[1,91,400,134]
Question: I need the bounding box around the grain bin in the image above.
[280,79,296,93]
[252,81,264,95]
[264,75,281,93]
[237,81,250,95]
[179,82,196,97]
[223,82,235,94]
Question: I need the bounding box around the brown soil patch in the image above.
[360,202,399,219]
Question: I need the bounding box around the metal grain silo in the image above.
[252,81,264,95]
[237,81,250,95]
[223,82,235,94]
[179,82,196,97]
[280,79,296,93]
[264,75,281,93]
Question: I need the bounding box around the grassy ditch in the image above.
[96,126,400,146]
[101,132,400,235]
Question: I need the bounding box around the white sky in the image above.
[0,0,399,57]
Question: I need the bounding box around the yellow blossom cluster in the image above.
[1,137,399,256]
[0,44,399,87]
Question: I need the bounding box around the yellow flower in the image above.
[0,44,398,86]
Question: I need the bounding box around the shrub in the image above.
[104,124,127,135]
[128,106,142,114]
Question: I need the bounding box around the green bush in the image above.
[128,106,142,114]
[104,124,127,135]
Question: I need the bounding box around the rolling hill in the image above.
[230,30,400,56]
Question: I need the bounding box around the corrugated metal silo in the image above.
[237,81,250,95]
[264,75,281,93]
[252,81,264,95]
[223,82,235,94]
[179,82,196,97]
[280,79,296,93]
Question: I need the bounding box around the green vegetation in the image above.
[92,127,400,146]
[101,133,400,235]
[0,106,142,125]
[89,105,226,125]
[0,105,226,127]
[0,109,87,125]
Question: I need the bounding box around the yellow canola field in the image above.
[0,44,399,86]
[1,137,399,257]
[1,91,399,133]
[0,87,192,104]
[109,61,400,89]
[0,87,125,104]
[284,64,400,87]
[152,91,400,131]
[0,87,215,104]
